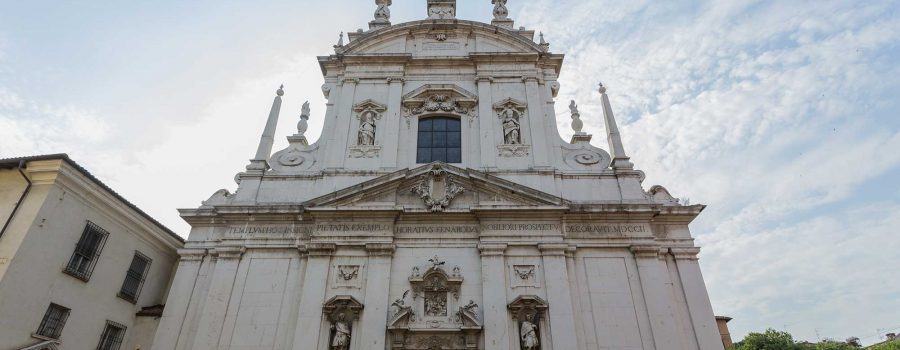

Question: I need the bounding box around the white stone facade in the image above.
[153,1,724,349]
[0,156,184,350]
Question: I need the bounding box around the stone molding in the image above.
[538,243,568,256]
[308,243,337,257]
[508,295,549,321]
[177,249,208,262]
[323,295,365,321]
[366,243,396,256]
[211,246,245,260]
[631,245,666,259]
[478,243,507,256]
[670,247,701,260]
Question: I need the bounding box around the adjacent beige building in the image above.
[0,154,184,350]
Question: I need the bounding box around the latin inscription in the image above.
[396,225,479,234]
[316,224,392,232]
[565,224,648,234]
[423,42,460,51]
[481,223,560,231]
[228,226,312,235]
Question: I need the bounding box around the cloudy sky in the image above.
[1,0,898,345]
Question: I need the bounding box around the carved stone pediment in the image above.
[302,163,567,212]
[323,295,365,322]
[402,84,478,126]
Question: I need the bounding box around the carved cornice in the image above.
[669,247,701,260]
[211,246,245,260]
[366,243,396,256]
[538,243,568,256]
[323,295,364,322]
[478,243,507,256]
[177,248,208,262]
[630,245,665,259]
[308,242,337,256]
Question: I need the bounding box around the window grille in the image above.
[417,117,462,163]
[35,303,70,339]
[118,252,152,303]
[96,321,126,350]
[64,221,109,281]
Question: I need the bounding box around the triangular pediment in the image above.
[303,163,566,212]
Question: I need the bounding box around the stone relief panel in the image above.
[510,264,540,288]
[332,264,365,289]
[494,98,531,158]
[350,99,387,158]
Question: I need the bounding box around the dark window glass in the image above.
[416,117,462,163]
[97,321,126,350]
[36,303,70,339]
[64,221,109,281]
[118,252,152,303]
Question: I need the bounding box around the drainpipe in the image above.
[0,160,32,239]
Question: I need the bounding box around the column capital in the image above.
[365,243,395,256]
[478,243,507,256]
[308,242,337,257]
[670,247,701,260]
[538,243,568,256]
[211,246,245,260]
[177,248,208,262]
[565,246,577,258]
[386,77,405,84]
[631,245,665,259]
[341,77,360,85]
[521,76,540,83]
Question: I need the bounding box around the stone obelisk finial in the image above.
[598,82,634,169]
[569,100,592,144]
[247,85,285,171]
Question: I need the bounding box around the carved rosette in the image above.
[410,164,465,212]
[402,84,478,127]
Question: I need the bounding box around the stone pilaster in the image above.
[632,245,684,350]
[384,78,404,168]
[670,248,725,350]
[151,249,207,350]
[291,243,336,350]
[476,76,496,169]
[358,243,395,349]
[539,243,578,350]
[479,243,509,350]
[191,246,245,350]
[326,78,358,169]
[565,246,587,349]
[524,77,550,167]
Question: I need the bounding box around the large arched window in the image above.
[417,117,461,163]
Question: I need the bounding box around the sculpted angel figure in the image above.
[500,106,521,144]
[331,313,351,350]
[391,290,410,317]
[357,111,376,145]
[520,314,539,350]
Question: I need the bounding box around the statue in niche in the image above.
[374,0,391,21]
[520,314,539,350]
[357,111,377,145]
[331,313,351,350]
[500,105,522,144]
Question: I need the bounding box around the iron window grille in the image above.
[64,221,109,281]
[417,117,462,164]
[96,320,126,350]
[35,303,70,340]
[118,251,152,303]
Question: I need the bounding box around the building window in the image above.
[118,252,152,303]
[96,321,126,350]
[417,117,462,163]
[64,221,109,281]
[35,303,70,339]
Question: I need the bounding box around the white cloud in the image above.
[519,0,900,343]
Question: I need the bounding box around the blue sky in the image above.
[1,0,899,345]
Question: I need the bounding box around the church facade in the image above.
[151,1,724,349]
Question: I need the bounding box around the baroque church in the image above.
[151,1,725,349]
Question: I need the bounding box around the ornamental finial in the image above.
[598,82,607,94]
[277,84,285,97]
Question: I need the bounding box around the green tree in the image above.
[815,341,859,350]
[735,329,804,350]
[869,341,900,350]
